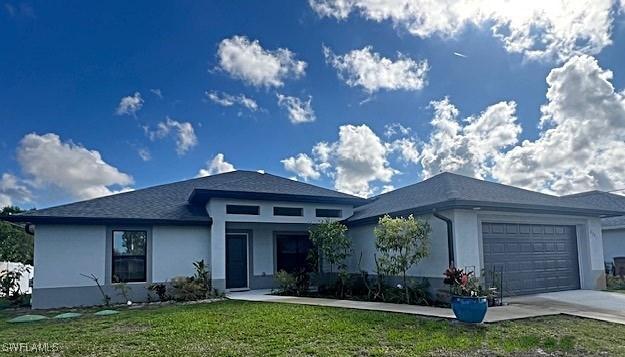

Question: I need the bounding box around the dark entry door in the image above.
[226,233,248,289]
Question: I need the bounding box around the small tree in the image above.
[374,214,431,303]
[309,220,351,297]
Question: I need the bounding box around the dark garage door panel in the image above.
[482,223,580,296]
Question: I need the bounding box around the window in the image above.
[273,206,303,217]
[112,230,147,283]
[226,204,260,215]
[316,208,342,218]
[276,234,313,273]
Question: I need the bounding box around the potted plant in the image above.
[443,267,489,323]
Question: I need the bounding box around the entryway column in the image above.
[452,209,482,276]
[211,219,226,291]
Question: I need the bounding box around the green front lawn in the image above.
[1,300,624,356]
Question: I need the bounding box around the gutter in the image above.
[432,210,454,267]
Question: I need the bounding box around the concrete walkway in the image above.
[228,289,625,325]
[227,289,559,323]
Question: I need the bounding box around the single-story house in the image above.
[3,170,624,309]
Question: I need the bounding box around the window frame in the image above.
[273,206,304,217]
[315,208,342,218]
[274,232,313,274]
[226,204,260,215]
[111,229,148,284]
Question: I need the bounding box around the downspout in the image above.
[432,210,454,267]
[24,223,35,235]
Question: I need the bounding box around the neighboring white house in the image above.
[602,217,625,265]
[0,261,33,295]
[3,170,623,309]
[560,191,625,269]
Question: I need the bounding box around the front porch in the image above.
[212,222,315,292]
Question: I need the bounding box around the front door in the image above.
[226,233,248,289]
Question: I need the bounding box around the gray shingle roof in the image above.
[561,191,625,229]
[3,170,363,225]
[348,172,625,223]
[603,216,625,229]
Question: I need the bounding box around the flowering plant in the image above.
[443,266,488,297]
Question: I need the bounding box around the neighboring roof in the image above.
[348,172,625,224]
[560,191,625,230]
[561,190,625,212]
[602,216,625,229]
[2,170,364,225]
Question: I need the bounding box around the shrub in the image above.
[114,283,132,303]
[80,273,111,306]
[147,283,169,301]
[274,270,297,294]
[309,220,351,298]
[193,260,212,293]
[607,275,625,290]
[170,276,207,301]
[443,266,491,298]
[374,214,431,304]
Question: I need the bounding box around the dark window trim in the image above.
[315,208,342,218]
[112,229,148,283]
[226,204,260,215]
[273,206,304,217]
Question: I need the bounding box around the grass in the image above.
[1,300,625,356]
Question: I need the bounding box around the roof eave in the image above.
[188,189,367,206]
[346,199,625,226]
[603,225,625,231]
[0,215,212,226]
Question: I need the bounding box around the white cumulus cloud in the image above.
[217,35,306,88]
[276,94,316,124]
[115,92,144,116]
[197,153,236,177]
[206,91,259,112]
[420,98,521,179]
[310,0,616,62]
[281,153,321,181]
[149,117,198,155]
[0,173,32,207]
[493,55,625,195]
[324,45,428,92]
[388,137,420,165]
[16,133,133,200]
[291,124,396,197]
[384,123,412,138]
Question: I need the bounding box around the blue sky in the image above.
[2,1,625,208]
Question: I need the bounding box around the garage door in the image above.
[482,223,580,296]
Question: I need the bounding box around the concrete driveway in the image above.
[507,290,625,325]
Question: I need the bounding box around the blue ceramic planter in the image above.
[451,296,488,323]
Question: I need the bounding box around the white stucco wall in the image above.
[602,228,625,262]
[207,198,354,289]
[347,213,450,278]
[34,224,212,289]
[34,225,107,288]
[151,225,210,282]
[347,209,606,290]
